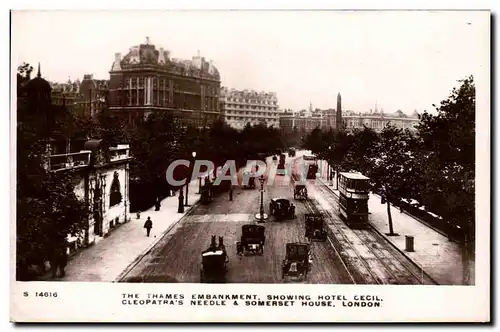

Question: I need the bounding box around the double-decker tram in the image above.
[338,172,370,228]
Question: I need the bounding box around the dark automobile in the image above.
[200,184,213,204]
[305,213,327,242]
[306,163,318,180]
[294,184,308,200]
[288,148,296,157]
[242,172,256,189]
[277,154,286,170]
[236,224,265,255]
[281,243,312,281]
[200,236,228,283]
[269,198,295,221]
[272,155,278,161]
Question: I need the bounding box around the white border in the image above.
[5,0,494,325]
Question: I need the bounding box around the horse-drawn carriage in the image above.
[294,184,308,200]
[281,243,312,281]
[305,213,327,242]
[236,224,265,256]
[269,198,296,221]
[200,236,228,283]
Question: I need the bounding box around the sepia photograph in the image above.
[10,8,490,322]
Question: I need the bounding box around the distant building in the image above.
[279,108,332,134]
[108,37,222,127]
[342,108,420,132]
[279,94,420,135]
[220,87,281,129]
[51,75,108,117]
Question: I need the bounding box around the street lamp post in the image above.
[327,146,332,184]
[185,151,197,206]
[255,175,268,222]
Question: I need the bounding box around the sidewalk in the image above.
[315,171,466,285]
[42,180,200,282]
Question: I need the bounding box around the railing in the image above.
[49,151,91,172]
[109,145,131,162]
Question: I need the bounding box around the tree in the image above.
[416,75,475,284]
[16,63,89,280]
[370,125,416,236]
[342,126,379,175]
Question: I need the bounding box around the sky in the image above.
[11,10,489,114]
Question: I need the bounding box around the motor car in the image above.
[269,197,295,221]
[304,213,327,241]
[294,184,308,200]
[200,184,213,204]
[277,154,286,170]
[242,172,256,189]
[236,224,265,255]
[282,242,312,281]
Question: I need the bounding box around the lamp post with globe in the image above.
[255,175,268,222]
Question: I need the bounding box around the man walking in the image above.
[49,238,68,278]
[144,217,153,237]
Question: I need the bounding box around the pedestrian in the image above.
[49,240,68,278]
[290,203,296,217]
[144,217,153,237]
[136,210,141,219]
[229,186,233,201]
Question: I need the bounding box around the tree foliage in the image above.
[416,75,475,233]
[16,64,89,280]
[302,76,475,243]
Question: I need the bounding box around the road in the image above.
[120,157,354,284]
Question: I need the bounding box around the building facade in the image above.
[47,141,132,255]
[220,87,280,129]
[280,98,420,135]
[342,109,420,132]
[19,65,132,257]
[108,38,222,127]
[51,75,108,117]
[279,110,330,134]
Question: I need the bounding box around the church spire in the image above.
[37,62,41,78]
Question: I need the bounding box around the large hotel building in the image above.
[220,87,281,129]
[108,38,222,127]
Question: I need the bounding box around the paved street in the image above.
[49,152,466,285]
[120,156,353,284]
[41,181,200,282]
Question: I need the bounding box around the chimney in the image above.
[112,53,122,71]
[158,47,166,64]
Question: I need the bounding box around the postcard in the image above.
[10,9,490,322]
